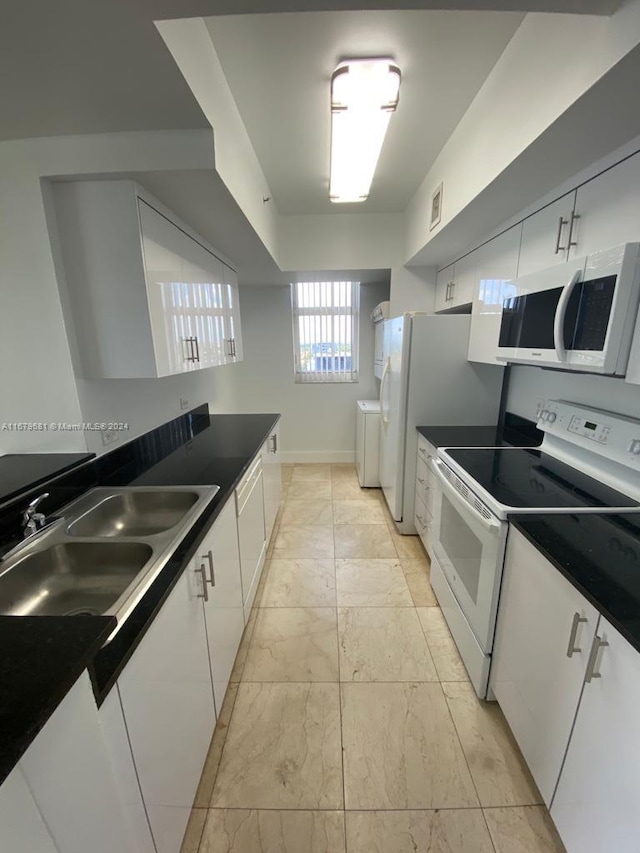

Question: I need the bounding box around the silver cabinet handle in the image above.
[416,514,428,528]
[418,446,429,458]
[417,477,428,488]
[231,338,237,358]
[450,281,456,302]
[226,338,234,358]
[555,216,569,254]
[585,634,609,683]
[568,211,580,248]
[269,433,278,454]
[201,549,215,587]
[192,336,200,362]
[183,337,196,362]
[566,612,587,658]
[195,564,209,601]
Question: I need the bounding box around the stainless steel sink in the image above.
[0,542,153,616]
[0,484,219,642]
[67,490,200,538]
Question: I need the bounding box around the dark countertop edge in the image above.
[510,518,640,656]
[89,413,281,704]
[0,615,115,787]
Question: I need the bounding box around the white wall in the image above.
[212,281,389,462]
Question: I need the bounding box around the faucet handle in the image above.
[26,492,50,512]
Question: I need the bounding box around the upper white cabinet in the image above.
[568,152,640,257]
[517,192,577,277]
[435,255,475,313]
[262,421,282,543]
[117,566,216,853]
[53,180,242,378]
[197,497,245,714]
[490,527,599,806]
[468,224,521,364]
[551,616,640,853]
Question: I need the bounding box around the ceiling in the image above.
[205,10,524,214]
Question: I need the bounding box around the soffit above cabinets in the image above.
[204,10,525,215]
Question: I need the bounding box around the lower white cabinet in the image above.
[551,616,640,853]
[236,457,267,622]
[0,767,59,853]
[356,400,380,487]
[117,567,216,853]
[19,672,135,853]
[490,527,599,806]
[414,435,436,556]
[261,421,283,543]
[196,497,245,714]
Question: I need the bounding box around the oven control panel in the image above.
[538,399,640,469]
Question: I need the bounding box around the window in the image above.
[292,280,360,383]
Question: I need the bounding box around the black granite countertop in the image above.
[0,615,115,785]
[417,413,542,450]
[0,453,94,505]
[0,410,279,787]
[512,513,640,655]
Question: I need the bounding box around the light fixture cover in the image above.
[329,58,401,204]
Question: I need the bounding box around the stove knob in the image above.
[628,439,640,455]
[546,412,557,423]
[539,409,549,422]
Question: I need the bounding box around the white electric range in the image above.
[428,399,640,697]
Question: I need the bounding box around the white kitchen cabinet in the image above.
[490,527,599,806]
[517,191,577,277]
[261,421,283,543]
[20,672,135,853]
[99,686,156,853]
[117,567,216,853]
[568,152,640,258]
[468,224,522,364]
[0,767,59,853]
[551,616,640,853]
[197,497,245,714]
[236,456,267,622]
[414,435,436,557]
[356,400,380,487]
[435,263,455,312]
[52,179,241,379]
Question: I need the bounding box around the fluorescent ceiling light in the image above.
[329,58,401,204]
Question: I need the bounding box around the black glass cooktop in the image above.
[445,447,639,511]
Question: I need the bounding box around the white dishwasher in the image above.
[356,400,381,487]
[235,455,267,622]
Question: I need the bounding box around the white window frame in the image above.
[291,280,360,383]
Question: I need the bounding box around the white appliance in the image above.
[372,301,389,380]
[429,400,640,697]
[497,243,640,374]
[356,400,380,487]
[378,313,504,533]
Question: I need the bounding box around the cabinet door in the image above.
[468,225,521,364]
[551,616,640,853]
[569,152,640,258]
[0,767,58,853]
[198,498,245,714]
[223,265,243,363]
[139,199,194,377]
[262,423,283,543]
[517,192,576,277]
[434,263,454,312]
[490,528,599,807]
[117,568,216,853]
[450,251,476,308]
[19,672,135,853]
[182,239,227,369]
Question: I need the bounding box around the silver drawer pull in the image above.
[585,635,609,683]
[566,612,587,658]
[201,549,215,586]
[195,565,209,602]
[416,514,428,527]
[417,477,428,488]
[555,215,568,254]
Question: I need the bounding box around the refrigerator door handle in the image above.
[379,357,391,434]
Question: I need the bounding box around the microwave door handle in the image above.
[553,269,582,362]
[432,461,501,533]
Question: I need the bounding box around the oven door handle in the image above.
[553,269,582,362]
[432,461,502,533]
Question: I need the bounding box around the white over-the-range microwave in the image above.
[496,242,640,376]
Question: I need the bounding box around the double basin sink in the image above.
[0,485,219,642]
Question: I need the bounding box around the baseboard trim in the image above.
[279,451,356,464]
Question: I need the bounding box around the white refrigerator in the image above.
[379,313,504,533]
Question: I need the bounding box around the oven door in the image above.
[497,244,640,374]
[430,459,507,652]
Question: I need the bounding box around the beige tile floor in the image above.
[182,463,566,853]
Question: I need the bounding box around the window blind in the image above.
[291,280,360,383]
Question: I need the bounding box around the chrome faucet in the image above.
[22,493,50,538]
